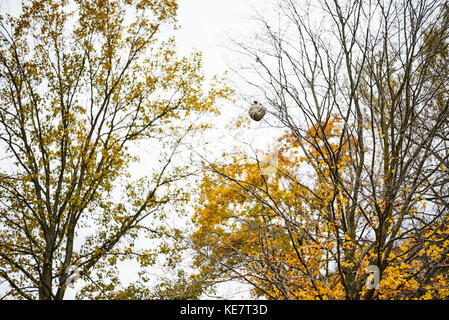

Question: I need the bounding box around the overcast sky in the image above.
[176,0,273,77]
[167,0,277,300]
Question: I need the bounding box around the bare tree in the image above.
[191,0,449,300]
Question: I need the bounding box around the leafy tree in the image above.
[191,118,449,300]
[0,0,229,299]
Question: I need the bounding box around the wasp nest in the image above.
[249,101,266,121]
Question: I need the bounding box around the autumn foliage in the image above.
[1,0,449,301]
[190,115,449,300]
[0,0,229,300]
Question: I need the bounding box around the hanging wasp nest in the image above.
[249,101,266,121]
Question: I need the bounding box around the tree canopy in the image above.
[0,0,229,299]
[1,0,449,301]
[188,0,449,300]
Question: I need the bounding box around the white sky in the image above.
[165,0,278,300]
[0,0,280,300]
[176,0,273,77]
